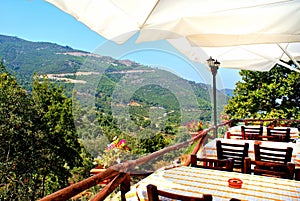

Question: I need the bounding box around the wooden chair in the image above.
[254,143,293,164]
[244,144,295,179]
[216,140,249,172]
[266,127,291,142]
[241,126,263,140]
[190,154,234,171]
[146,184,213,201]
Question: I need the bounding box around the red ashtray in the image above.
[228,178,243,188]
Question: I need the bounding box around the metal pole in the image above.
[207,57,220,139]
[211,65,218,138]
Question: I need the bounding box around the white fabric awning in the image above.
[45,0,300,72]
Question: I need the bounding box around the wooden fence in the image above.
[39,118,299,201]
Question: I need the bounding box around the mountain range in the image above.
[0,34,232,122]
[0,34,233,90]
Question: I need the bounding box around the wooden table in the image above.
[125,166,300,201]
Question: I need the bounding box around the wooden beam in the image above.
[39,168,119,201]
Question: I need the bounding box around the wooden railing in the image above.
[39,127,213,201]
[39,118,299,201]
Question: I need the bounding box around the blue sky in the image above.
[0,0,241,89]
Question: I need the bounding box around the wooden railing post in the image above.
[120,173,130,201]
[183,129,210,166]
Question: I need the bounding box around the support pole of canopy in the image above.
[277,43,300,70]
[244,45,300,73]
[207,57,220,138]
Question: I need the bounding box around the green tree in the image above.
[224,64,300,120]
[0,71,39,200]
[0,65,90,200]
[31,76,85,192]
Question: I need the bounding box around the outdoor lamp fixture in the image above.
[207,56,220,74]
[207,56,215,66]
[207,56,220,139]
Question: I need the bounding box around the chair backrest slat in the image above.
[221,153,243,158]
[260,152,290,159]
[259,156,286,163]
[221,142,248,148]
[267,127,290,142]
[241,126,263,140]
[222,149,245,155]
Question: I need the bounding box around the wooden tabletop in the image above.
[125,166,300,201]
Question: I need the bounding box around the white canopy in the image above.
[45,0,300,71]
[167,38,300,72]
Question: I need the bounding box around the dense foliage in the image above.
[224,64,300,121]
[0,62,92,200]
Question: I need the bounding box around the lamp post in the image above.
[207,57,220,138]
